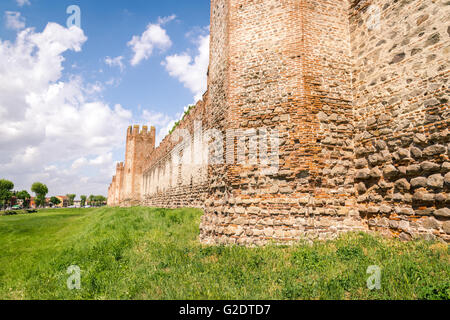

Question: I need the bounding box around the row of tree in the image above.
[0,179,42,209]
[48,194,106,207]
[0,179,107,209]
[86,195,107,207]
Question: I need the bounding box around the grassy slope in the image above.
[0,207,448,300]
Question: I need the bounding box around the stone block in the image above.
[434,208,450,218]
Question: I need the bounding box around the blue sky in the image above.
[0,0,210,197]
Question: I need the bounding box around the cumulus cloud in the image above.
[127,15,175,66]
[16,0,31,7]
[89,153,113,166]
[0,23,133,196]
[105,55,125,72]
[144,29,210,144]
[5,11,26,30]
[163,33,209,102]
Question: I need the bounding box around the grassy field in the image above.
[0,207,448,300]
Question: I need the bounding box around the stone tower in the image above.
[200,0,367,245]
[122,125,156,206]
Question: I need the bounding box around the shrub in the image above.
[3,210,17,216]
[1,209,36,216]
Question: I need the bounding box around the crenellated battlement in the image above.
[127,125,156,139]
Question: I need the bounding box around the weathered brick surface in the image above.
[108,0,449,244]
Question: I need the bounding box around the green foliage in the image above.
[80,196,87,207]
[31,182,48,196]
[16,190,31,200]
[86,195,106,207]
[169,121,180,135]
[1,210,33,217]
[66,194,76,206]
[16,191,31,208]
[31,182,48,209]
[169,105,196,135]
[0,179,14,192]
[0,208,448,300]
[50,197,61,206]
[418,281,450,300]
[16,190,31,204]
[34,196,46,208]
[31,182,48,208]
[2,210,17,216]
[0,179,14,209]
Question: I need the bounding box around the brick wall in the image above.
[108,126,155,207]
[108,0,449,244]
[141,98,210,209]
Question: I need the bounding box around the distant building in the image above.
[30,197,49,208]
[55,196,69,208]
[30,197,36,208]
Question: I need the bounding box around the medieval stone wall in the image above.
[350,0,449,241]
[200,0,369,246]
[108,126,155,207]
[141,98,210,209]
[108,0,449,244]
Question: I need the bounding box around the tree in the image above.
[88,195,95,206]
[91,195,107,207]
[50,197,61,207]
[80,195,87,207]
[93,196,100,207]
[31,182,48,208]
[97,196,107,206]
[0,179,14,209]
[66,194,76,206]
[16,190,31,208]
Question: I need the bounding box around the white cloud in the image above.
[72,158,88,170]
[157,15,176,25]
[5,11,26,30]
[128,15,175,66]
[0,23,133,196]
[16,0,31,7]
[89,153,113,166]
[163,33,209,102]
[105,55,125,72]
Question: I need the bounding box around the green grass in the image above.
[0,207,448,300]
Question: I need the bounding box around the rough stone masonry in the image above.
[108,0,450,244]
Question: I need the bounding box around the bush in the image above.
[1,209,36,216]
[2,210,17,216]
